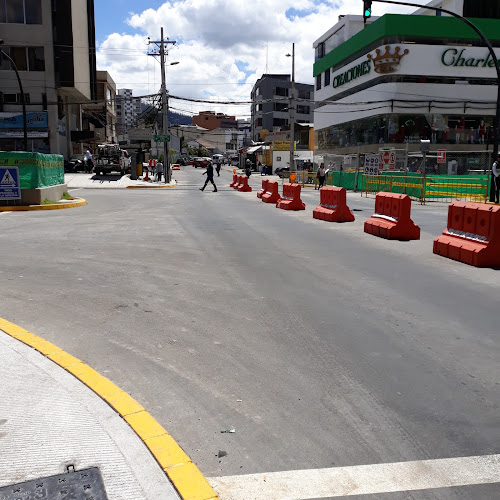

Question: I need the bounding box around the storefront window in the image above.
[316,113,493,149]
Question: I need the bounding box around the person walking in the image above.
[215,160,221,177]
[156,160,164,182]
[200,162,217,192]
[85,149,93,173]
[492,154,500,203]
[316,162,326,190]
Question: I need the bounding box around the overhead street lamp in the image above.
[0,39,28,151]
[367,0,500,200]
[163,60,179,183]
[286,43,296,173]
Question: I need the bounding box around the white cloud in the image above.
[96,0,429,118]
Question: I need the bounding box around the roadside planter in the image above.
[0,152,67,206]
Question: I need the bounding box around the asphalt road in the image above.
[1,167,499,499]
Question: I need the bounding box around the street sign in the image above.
[437,149,446,164]
[154,135,170,142]
[364,154,380,176]
[0,166,20,200]
[379,148,396,170]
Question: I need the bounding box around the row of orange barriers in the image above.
[257,179,306,211]
[230,174,252,192]
[244,177,500,268]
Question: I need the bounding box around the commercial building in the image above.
[84,71,117,145]
[192,111,237,131]
[116,89,142,139]
[250,74,314,143]
[313,0,500,156]
[0,0,97,158]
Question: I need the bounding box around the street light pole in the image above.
[0,40,28,151]
[370,0,500,178]
[289,43,296,172]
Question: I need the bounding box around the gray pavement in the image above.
[1,165,499,499]
[0,332,181,500]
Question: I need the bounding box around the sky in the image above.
[94,0,429,119]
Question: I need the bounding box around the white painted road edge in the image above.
[208,454,500,499]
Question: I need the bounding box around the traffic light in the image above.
[363,0,372,23]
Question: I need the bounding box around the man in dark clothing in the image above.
[200,163,217,192]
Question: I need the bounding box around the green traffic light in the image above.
[364,9,371,17]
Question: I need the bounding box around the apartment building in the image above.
[0,0,97,157]
[116,89,142,138]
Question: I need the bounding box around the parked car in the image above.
[193,157,210,168]
[64,154,87,173]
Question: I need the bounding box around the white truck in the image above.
[94,144,131,176]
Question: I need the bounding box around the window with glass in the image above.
[0,0,42,23]
[316,74,322,91]
[273,102,287,112]
[296,105,310,115]
[324,70,330,87]
[275,87,288,97]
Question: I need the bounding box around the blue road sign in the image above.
[0,166,21,200]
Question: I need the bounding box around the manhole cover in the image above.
[0,467,107,500]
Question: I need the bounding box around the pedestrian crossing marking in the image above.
[208,454,500,499]
[1,169,16,186]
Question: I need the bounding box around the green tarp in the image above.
[0,152,64,189]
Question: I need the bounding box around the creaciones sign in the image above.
[332,60,371,89]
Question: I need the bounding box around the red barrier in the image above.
[313,186,355,222]
[257,179,269,199]
[237,176,252,192]
[234,175,243,190]
[276,183,305,211]
[364,192,420,240]
[262,180,281,204]
[433,202,500,267]
[229,174,238,187]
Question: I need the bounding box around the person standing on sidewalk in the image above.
[492,154,500,203]
[316,163,326,190]
[156,160,164,182]
[200,162,217,192]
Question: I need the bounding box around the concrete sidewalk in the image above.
[65,172,177,189]
[0,322,217,500]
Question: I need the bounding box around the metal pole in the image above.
[290,43,295,173]
[159,27,169,183]
[0,48,28,151]
[373,0,500,163]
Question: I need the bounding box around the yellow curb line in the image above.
[126,182,177,189]
[0,317,218,500]
[0,197,86,211]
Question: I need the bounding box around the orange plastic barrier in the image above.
[276,183,305,211]
[237,176,252,192]
[433,202,500,267]
[364,192,420,240]
[262,180,281,204]
[257,179,269,199]
[230,174,238,187]
[313,186,355,223]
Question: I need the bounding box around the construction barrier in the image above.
[262,180,281,204]
[233,175,243,190]
[433,202,500,267]
[237,176,252,192]
[230,174,238,188]
[257,179,269,199]
[364,192,420,240]
[171,164,180,171]
[313,186,355,222]
[276,183,305,211]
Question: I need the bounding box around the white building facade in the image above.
[313,0,500,155]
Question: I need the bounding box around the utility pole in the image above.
[148,28,176,183]
[289,43,295,173]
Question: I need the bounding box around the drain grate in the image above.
[0,466,108,500]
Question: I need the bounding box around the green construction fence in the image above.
[0,152,64,189]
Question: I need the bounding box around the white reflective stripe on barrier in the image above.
[320,204,338,209]
[446,229,488,243]
[373,213,398,222]
[282,196,293,200]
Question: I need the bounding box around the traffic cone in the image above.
[144,168,149,182]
